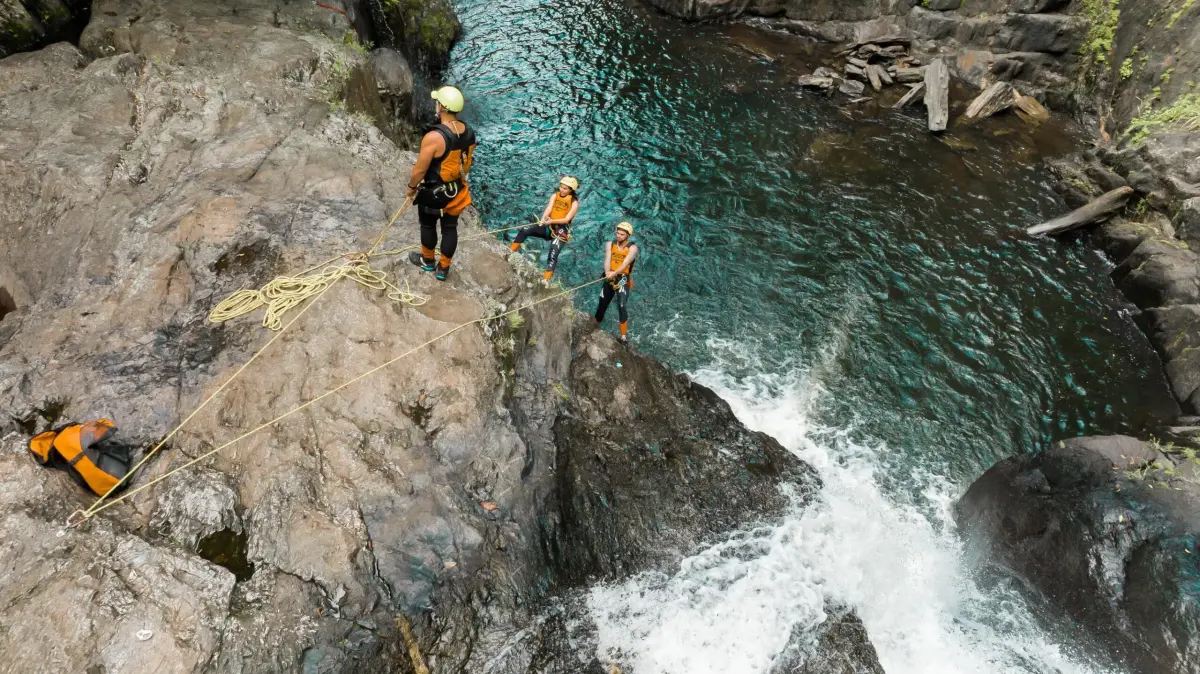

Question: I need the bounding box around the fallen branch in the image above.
[894,82,925,108]
[964,81,1017,122]
[1027,186,1134,237]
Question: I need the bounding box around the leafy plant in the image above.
[1128,91,1200,142]
[1080,0,1121,66]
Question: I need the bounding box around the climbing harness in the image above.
[551,224,572,243]
[65,197,599,527]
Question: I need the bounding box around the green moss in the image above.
[1079,0,1121,66]
[1065,176,1100,196]
[0,15,38,49]
[382,0,461,66]
[1168,0,1196,28]
[38,3,69,26]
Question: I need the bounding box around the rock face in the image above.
[377,0,461,76]
[956,436,1200,674]
[545,328,818,586]
[0,2,882,672]
[0,0,90,58]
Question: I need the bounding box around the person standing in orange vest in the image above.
[594,221,638,345]
[509,176,580,284]
[408,85,477,281]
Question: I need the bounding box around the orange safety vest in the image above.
[549,193,575,222]
[608,240,635,288]
[421,121,477,216]
[28,419,132,496]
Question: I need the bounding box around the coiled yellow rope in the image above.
[207,221,536,331]
[208,260,426,330]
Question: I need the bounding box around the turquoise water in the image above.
[450,0,1173,479]
[445,0,1175,671]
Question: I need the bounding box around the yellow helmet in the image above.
[560,176,579,191]
[431,86,465,113]
[616,221,634,235]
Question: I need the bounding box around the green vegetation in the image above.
[343,30,374,56]
[1127,91,1200,142]
[1120,58,1134,79]
[319,52,356,111]
[1080,0,1121,66]
[382,0,461,65]
[1168,0,1196,28]
[1065,176,1100,196]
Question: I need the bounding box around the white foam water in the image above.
[586,343,1121,674]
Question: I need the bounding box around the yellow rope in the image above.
[209,222,535,331]
[68,277,603,525]
[66,198,414,526]
[67,203,541,526]
[396,615,430,674]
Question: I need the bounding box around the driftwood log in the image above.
[1014,94,1051,124]
[964,81,1018,121]
[894,82,925,108]
[1027,186,1134,236]
[924,58,949,132]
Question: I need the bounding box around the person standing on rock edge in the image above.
[593,221,638,345]
[509,176,580,285]
[407,85,477,281]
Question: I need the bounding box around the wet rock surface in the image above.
[545,327,819,585]
[957,436,1200,674]
[0,1,882,672]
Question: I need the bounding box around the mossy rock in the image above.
[1,0,91,58]
[382,0,462,74]
[0,0,42,58]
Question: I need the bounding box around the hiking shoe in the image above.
[618,335,629,345]
[409,252,435,272]
[435,265,449,281]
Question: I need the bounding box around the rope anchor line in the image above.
[66,201,591,527]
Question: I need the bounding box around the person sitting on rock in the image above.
[509,176,580,285]
[593,221,638,345]
[408,85,477,281]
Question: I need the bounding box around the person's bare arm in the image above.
[541,193,555,223]
[612,244,638,275]
[602,241,613,278]
[407,131,444,199]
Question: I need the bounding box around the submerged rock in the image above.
[956,436,1200,674]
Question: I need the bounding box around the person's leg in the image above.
[545,238,564,281]
[594,283,615,323]
[616,283,631,341]
[509,225,551,252]
[435,213,460,278]
[411,208,439,271]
